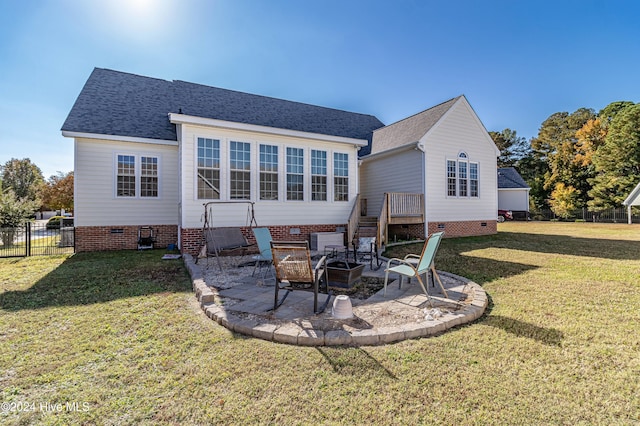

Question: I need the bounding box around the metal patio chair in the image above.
[383,232,448,306]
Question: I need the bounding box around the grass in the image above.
[1,222,639,424]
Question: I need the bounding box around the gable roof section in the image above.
[62,68,385,142]
[623,181,640,206]
[365,96,461,156]
[498,167,529,189]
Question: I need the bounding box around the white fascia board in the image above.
[498,187,530,191]
[61,131,178,146]
[168,113,368,146]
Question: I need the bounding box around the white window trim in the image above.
[333,151,350,202]
[445,152,479,199]
[194,136,223,201]
[113,152,161,199]
[229,140,252,200]
[193,136,354,204]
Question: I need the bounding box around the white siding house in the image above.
[360,96,500,240]
[62,68,383,253]
[497,167,530,218]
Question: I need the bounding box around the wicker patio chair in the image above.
[271,241,331,314]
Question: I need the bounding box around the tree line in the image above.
[0,158,73,229]
[490,100,640,218]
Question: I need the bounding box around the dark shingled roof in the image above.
[363,96,461,156]
[498,167,529,189]
[62,68,385,142]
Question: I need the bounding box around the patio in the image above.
[185,253,488,346]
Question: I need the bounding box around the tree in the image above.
[588,103,640,211]
[40,172,74,212]
[489,128,529,167]
[531,108,596,207]
[0,189,39,247]
[1,158,44,202]
[549,183,579,219]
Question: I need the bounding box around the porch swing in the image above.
[196,201,258,271]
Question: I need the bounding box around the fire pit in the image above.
[326,261,365,289]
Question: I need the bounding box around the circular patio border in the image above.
[183,254,488,346]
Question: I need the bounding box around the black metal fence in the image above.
[530,208,640,223]
[0,221,75,258]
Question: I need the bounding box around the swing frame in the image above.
[196,201,259,271]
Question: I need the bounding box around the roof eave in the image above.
[61,131,178,146]
[360,142,418,162]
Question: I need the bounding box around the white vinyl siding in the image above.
[75,138,178,227]
[178,124,360,228]
[360,148,423,216]
[424,100,497,222]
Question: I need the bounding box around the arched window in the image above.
[446,153,479,198]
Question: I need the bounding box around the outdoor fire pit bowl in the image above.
[326,261,365,289]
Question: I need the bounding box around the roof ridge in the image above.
[173,79,382,120]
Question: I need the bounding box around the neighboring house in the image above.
[497,167,530,219]
[623,181,640,224]
[62,68,500,253]
[359,96,500,241]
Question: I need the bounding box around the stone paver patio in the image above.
[184,253,488,346]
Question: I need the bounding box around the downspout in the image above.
[416,141,427,238]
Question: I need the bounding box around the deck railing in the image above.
[389,192,424,218]
[378,194,389,248]
[346,194,361,245]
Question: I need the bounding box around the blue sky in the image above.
[1,0,639,178]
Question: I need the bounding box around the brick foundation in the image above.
[180,223,346,256]
[75,225,178,252]
[427,220,497,238]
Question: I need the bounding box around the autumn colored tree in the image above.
[531,108,596,207]
[549,183,579,219]
[40,172,74,212]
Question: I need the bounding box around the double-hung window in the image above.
[140,157,158,197]
[470,163,479,197]
[116,154,159,198]
[311,150,327,201]
[458,160,468,197]
[259,144,278,200]
[333,152,349,201]
[447,160,457,197]
[197,137,221,200]
[230,141,251,200]
[286,147,304,201]
[117,155,136,197]
[447,152,479,198]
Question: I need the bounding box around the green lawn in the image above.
[1,222,639,425]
